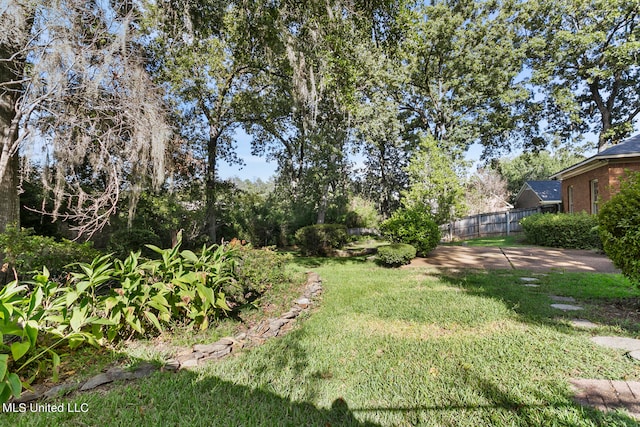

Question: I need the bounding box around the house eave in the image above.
[550,159,608,180]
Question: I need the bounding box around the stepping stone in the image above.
[520,277,539,282]
[569,319,599,329]
[591,336,640,351]
[570,378,640,419]
[550,295,576,303]
[523,284,539,287]
[629,351,640,361]
[551,303,583,311]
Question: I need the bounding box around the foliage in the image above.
[491,149,586,202]
[465,168,509,215]
[107,227,162,259]
[598,172,640,285]
[0,268,104,404]
[343,196,381,229]
[295,224,350,257]
[376,243,417,267]
[0,226,100,278]
[228,244,293,307]
[522,0,640,149]
[403,136,467,224]
[379,206,440,256]
[520,212,601,249]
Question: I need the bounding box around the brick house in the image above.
[550,134,640,214]
[514,181,562,212]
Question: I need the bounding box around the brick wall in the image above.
[561,160,640,213]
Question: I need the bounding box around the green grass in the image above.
[6,259,640,426]
[443,235,526,247]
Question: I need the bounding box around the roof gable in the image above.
[525,180,561,201]
[551,134,640,180]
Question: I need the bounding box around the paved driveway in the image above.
[406,245,620,273]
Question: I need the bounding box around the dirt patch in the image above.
[587,298,640,333]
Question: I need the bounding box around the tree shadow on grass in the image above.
[291,254,371,269]
[348,372,639,426]
[434,269,640,336]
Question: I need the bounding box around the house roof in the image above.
[516,180,561,203]
[551,134,640,180]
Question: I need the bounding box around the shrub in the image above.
[520,212,601,249]
[379,207,440,256]
[598,172,640,285]
[227,245,292,307]
[107,227,162,259]
[295,224,349,256]
[0,226,100,278]
[376,244,417,267]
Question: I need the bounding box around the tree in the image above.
[0,0,169,237]
[402,135,466,224]
[398,0,529,157]
[465,168,510,215]
[523,0,640,150]
[492,149,586,202]
[145,0,256,243]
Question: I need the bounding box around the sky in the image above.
[217,129,603,182]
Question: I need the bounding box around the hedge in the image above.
[294,224,349,256]
[520,212,601,249]
[379,207,440,256]
[376,243,417,267]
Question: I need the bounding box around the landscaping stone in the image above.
[80,373,111,391]
[163,359,180,371]
[193,343,229,354]
[523,284,539,287]
[520,277,539,282]
[550,295,576,303]
[591,336,640,351]
[569,319,599,329]
[551,303,583,311]
[43,383,77,399]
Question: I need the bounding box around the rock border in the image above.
[13,272,323,403]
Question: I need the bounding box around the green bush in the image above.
[227,245,292,307]
[598,172,640,285]
[295,224,349,256]
[379,207,440,256]
[0,226,100,278]
[376,243,417,267]
[520,212,601,249]
[107,227,162,259]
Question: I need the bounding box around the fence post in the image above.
[506,211,510,236]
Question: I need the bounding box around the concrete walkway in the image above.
[406,245,619,273]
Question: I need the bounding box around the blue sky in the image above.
[217,130,603,181]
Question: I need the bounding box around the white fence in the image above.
[440,207,541,241]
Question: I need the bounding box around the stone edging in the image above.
[13,272,323,403]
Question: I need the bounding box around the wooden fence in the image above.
[440,207,541,241]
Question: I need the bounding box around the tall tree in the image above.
[0,0,168,236]
[399,0,529,157]
[523,0,640,150]
[146,0,269,243]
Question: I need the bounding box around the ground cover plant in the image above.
[7,256,640,426]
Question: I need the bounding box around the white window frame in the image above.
[590,179,599,215]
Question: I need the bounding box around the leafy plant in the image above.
[599,172,640,285]
[295,224,350,256]
[520,212,601,249]
[379,207,440,256]
[0,226,99,278]
[376,244,417,267]
[228,245,292,307]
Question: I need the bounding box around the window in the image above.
[590,179,599,214]
[568,186,574,213]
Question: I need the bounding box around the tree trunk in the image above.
[205,125,219,244]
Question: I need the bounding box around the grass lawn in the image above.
[6,258,640,426]
[442,235,527,247]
